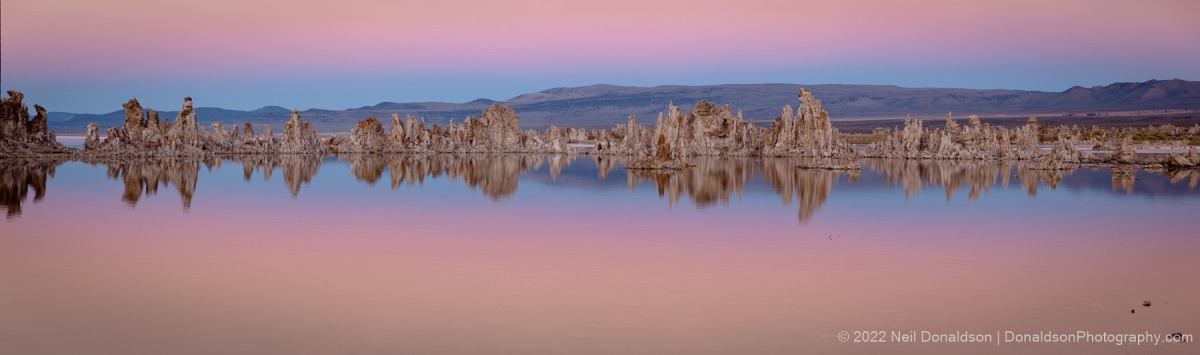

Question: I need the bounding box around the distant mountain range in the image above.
[47,79,1200,134]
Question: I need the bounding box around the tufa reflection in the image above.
[3,155,1197,223]
[0,158,62,218]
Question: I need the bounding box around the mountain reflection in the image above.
[2,155,1197,222]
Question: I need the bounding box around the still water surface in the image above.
[2,155,1198,354]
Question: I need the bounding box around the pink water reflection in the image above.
[2,155,1197,354]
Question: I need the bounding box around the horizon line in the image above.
[25,78,1194,115]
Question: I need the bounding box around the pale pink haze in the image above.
[2,0,1198,112]
[5,0,1196,75]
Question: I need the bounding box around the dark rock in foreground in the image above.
[1,91,68,157]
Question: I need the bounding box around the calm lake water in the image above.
[2,154,1198,354]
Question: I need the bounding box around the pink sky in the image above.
[2,0,1198,112]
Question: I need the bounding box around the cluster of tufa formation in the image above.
[1165,146,1199,168]
[601,90,852,159]
[860,113,1200,169]
[84,97,325,156]
[619,89,855,169]
[85,97,204,155]
[324,88,854,166]
[327,104,553,153]
[761,89,855,157]
[1,91,67,156]
[2,89,1197,175]
[278,109,324,153]
[864,114,1045,161]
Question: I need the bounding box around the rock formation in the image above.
[1166,153,1193,167]
[1110,136,1140,164]
[540,125,572,153]
[1,91,67,156]
[0,91,32,145]
[1164,146,1199,168]
[642,100,748,158]
[387,114,406,148]
[279,109,324,154]
[668,101,751,156]
[262,124,274,147]
[167,97,200,146]
[122,99,146,142]
[83,97,207,155]
[761,89,854,157]
[469,103,523,151]
[627,132,695,170]
[242,122,257,144]
[1031,135,1091,170]
[330,116,387,153]
[84,123,101,150]
[27,105,53,144]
